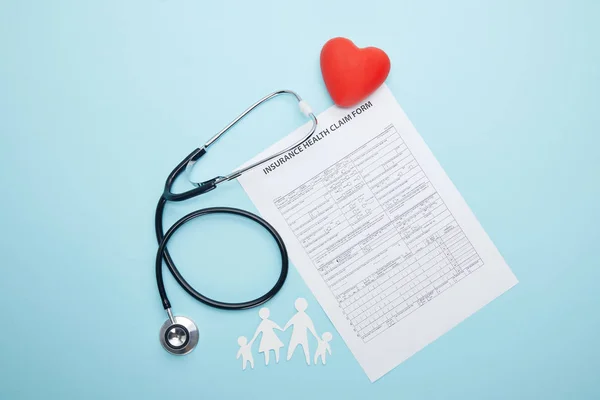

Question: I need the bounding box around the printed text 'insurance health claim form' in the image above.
[238,85,518,381]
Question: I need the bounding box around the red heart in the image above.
[320,37,391,108]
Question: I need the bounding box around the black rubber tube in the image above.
[155,206,289,310]
[154,148,288,310]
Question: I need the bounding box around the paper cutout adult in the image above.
[250,307,284,365]
[284,298,318,365]
[236,336,254,370]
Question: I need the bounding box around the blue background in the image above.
[1,1,599,399]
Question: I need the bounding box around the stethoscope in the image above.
[155,90,317,355]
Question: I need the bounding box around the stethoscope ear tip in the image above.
[159,315,199,355]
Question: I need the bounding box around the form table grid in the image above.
[274,125,484,342]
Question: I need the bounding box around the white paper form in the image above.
[237,85,518,381]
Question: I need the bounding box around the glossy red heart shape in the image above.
[320,37,391,108]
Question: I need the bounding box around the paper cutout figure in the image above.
[235,298,333,370]
[314,332,332,365]
[236,336,254,370]
[251,308,284,365]
[284,298,318,365]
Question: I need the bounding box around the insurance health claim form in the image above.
[238,85,518,381]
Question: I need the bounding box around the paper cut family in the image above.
[236,298,332,370]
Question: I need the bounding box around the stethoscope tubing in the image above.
[155,203,289,311]
[155,90,316,339]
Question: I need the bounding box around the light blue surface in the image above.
[1,1,599,399]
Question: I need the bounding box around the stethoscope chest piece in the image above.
[159,315,199,355]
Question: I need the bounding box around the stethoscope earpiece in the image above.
[159,310,199,355]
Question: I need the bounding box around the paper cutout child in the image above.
[314,332,332,365]
[284,298,318,364]
[236,336,254,370]
[251,308,284,365]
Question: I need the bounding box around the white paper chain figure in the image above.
[314,332,332,365]
[284,298,318,365]
[236,298,332,370]
[236,336,254,370]
[251,308,284,365]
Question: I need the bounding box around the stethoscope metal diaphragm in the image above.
[159,313,199,355]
